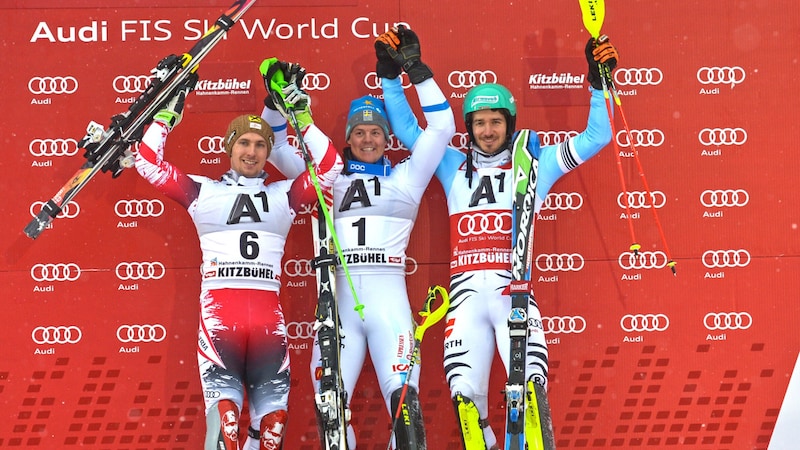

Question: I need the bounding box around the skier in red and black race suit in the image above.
[382,35,619,449]
[135,61,343,450]
[262,26,455,450]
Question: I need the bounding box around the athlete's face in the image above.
[347,124,387,164]
[470,109,507,155]
[230,132,270,178]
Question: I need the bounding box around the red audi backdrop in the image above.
[2,1,799,449]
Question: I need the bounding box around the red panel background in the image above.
[2,1,799,449]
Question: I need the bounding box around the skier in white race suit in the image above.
[134,62,343,450]
[382,36,620,449]
[262,26,455,449]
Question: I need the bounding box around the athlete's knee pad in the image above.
[258,410,288,450]
[452,393,490,450]
[390,387,426,449]
[205,399,240,450]
[245,410,288,450]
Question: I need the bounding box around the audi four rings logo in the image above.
[702,249,750,268]
[448,70,498,89]
[451,132,470,150]
[113,74,153,94]
[29,138,80,157]
[542,192,583,211]
[618,251,668,270]
[538,131,577,146]
[31,263,81,282]
[301,73,331,91]
[700,189,749,207]
[405,257,418,276]
[32,326,82,344]
[116,324,167,342]
[703,312,752,330]
[620,314,669,332]
[198,136,226,154]
[116,262,166,280]
[31,201,80,219]
[364,72,412,90]
[457,212,512,236]
[614,68,663,86]
[697,66,746,88]
[536,254,584,272]
[29,76,78,95]
[616,129,664,148]
[286,321,316,340]
[617,191,666,209]
[385,135,406,152]
[115,199,165,218]
[283,259,314,277]
[542,316,586,334]
[698,128,747,146]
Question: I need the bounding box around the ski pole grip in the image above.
[414,285,450,342]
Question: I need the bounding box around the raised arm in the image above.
[535,36,619,201]
[375,25,455,186]
[260,58,344,210]
[262,105,306,180]
[135,78,200,209]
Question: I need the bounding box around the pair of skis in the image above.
[504,130,556,450]
[23,0,257,239]
[309,192,350,450]
[274,101,350,450]
[270,67,361,445]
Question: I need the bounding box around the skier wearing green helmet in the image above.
[460,83,520,181]
[382,35,619,449]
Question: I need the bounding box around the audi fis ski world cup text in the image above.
[29,17,411,43]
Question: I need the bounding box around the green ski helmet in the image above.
[463,83,517,150]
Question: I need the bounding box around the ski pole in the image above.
[599,58,642,256]
[386,285,450,450]
[284,100,366,318]
[579,0,677,275]
[602,73,677,274]
[580,0,639,255]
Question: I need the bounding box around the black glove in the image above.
[379,25,433,84]
[585,35,619,90]
[374,29,402,79]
